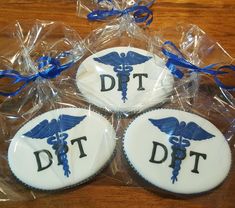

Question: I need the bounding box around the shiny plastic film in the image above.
[77,0,154,19]
[0,20,117,201]
[77,17,175,113]
[116,23,235,198]
[75,5,235,198]
[0,14,234,203]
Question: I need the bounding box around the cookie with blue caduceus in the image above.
[123,109,231,194]
[76,47,174,112]
[8,108,116,191]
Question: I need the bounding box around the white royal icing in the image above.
[76,47,174,112]
[123,109,231,194]
[8,108,116,190]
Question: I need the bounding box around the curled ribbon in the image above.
[162,41,235,91]
[0,52,74,97]
[87,0,155,26]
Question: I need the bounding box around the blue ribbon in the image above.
[97,0,112,3]
[87,1,155,26]
[214,65,235,91]
[0,52,74,97]
[162,41,235,91]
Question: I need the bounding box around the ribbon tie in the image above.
[0,52,74,97]
[162,41,235,91]
[87,1,155,26]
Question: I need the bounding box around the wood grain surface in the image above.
[0,1,234,208]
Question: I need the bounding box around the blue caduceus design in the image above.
[149,117,214,184]
[94,51,152,102]
[24,115,86,177]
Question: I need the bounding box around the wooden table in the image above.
[0,1,234,207]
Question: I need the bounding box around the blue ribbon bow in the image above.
[162,41,235,91]
[87,0,155,26]
[0,52,74,97]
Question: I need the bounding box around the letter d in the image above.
[149,141,168,164]
[100,74,115,92]
[34,150,53,172]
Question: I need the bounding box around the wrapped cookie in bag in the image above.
[76,0,175,113]
[77,0,154,22]
[122,24,235,198]
[0,20,116,201]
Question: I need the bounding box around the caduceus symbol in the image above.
[24,115,86,177]
[149,117,214,184]
[94,51,152,102]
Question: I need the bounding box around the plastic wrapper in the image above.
[0,15,234,205]
[107,23,235,200]
[77,16,175,113]
[77,8,235,198]
[0,20,117,201]
[77,0,154,22]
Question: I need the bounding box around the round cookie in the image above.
[76,47,174,112]
[123,109,231,194]
[8,108,116,191]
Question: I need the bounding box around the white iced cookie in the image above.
[76,47,173,112]
[123,109,231,194]
[8,108,116,191]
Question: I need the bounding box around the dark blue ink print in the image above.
[94,51,152,102]
[24,115,86,177]
[149,117,214,183]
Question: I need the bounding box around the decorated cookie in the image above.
[76,47,174,112]
[123,109,231,194]
[8,108,116,191]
